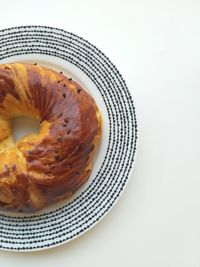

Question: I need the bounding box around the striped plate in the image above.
[0,26,137,251]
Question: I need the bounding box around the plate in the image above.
[0,26,137,251]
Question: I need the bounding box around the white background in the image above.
[0,0,200,266]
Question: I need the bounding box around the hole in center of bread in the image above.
[12,116,40,143]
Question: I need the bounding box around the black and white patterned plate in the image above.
[0,26,137,251]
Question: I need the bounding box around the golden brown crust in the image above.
[0,63,101,212]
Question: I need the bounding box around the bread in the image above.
[0,63,101,212]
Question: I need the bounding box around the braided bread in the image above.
[0,63,101,212]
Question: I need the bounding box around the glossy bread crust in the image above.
[0,63,101,212]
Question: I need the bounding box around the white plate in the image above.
[0,26,137,251]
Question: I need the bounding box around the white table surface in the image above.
[0,0,200,266]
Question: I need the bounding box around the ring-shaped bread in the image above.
[0,63,101,212]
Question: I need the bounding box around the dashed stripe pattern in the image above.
[0,26,137,251]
